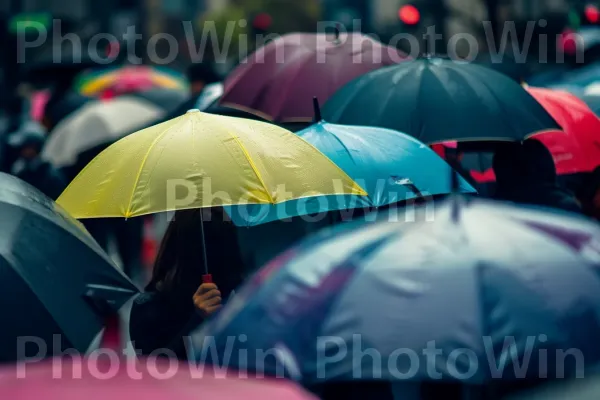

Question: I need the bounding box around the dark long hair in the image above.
[146,208,245,299]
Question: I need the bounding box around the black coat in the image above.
[129,214,245,360]
[129,291,201,359]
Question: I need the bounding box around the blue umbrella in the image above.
[191,197,600,385]
[224,101,476,226]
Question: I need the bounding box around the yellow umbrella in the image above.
[57,109,367,219]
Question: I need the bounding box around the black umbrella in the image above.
[0,173,139,362]
[322,58,561,144]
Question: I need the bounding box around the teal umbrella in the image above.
[224,100,476,227]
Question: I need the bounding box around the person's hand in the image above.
[193,283,222,318]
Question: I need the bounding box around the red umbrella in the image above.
[527,87,600,170]
[220,32,407,122]
[440,87,600,184]
[465,130,593,183]
[0,359,316,400]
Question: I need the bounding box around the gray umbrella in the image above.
[190,198,600,386]
[0,173,139,363]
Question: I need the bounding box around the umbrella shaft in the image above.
[199,211,209,275]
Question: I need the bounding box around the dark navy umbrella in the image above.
[190,197,600,385]
[0,173,139,362]
[322,58,560,144]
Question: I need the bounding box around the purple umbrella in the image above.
[220,32,408,122]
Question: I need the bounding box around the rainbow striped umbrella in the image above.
[74,65,188,97]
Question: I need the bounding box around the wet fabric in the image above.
[322,58,561,143]
[224,122,476,226]
[56,110,366,219]
[220,32,407,122]
[0,173,138,362]
[190,197,600,384]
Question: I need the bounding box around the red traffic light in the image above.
[398,4,420,25]
[253,13,273,30]
[585,4,600,23]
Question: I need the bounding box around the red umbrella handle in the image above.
[202,274,213,284]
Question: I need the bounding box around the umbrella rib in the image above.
[225,130,275,204]
[125,123,178,217]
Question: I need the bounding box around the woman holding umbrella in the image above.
[129,208,246,359]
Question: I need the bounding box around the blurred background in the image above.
[2,0,600,69]
[2,0,600,153]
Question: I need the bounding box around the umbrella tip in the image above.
[313,97,322,122]
[187,108,200,114]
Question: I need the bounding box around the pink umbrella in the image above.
[0,358,316,400]
[220,32,408,122]
[0,313,316,400]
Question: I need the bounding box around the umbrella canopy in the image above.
[452,87,600,184]
[0,359,317,400]
[322,58,560,144]
[42,97,165,168]
[74,66,188,97]
[220,32,407,122]
[62,103,271,182]
[190,197,600,385]
[0,173,138,362]
[127,87,188,113]
[225,120,476,226]
[56,109,366,218]
[437,134,593,186]
[526,87,600,170]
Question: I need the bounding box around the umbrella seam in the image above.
[125,122,179,217]
[225,130,276,204]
